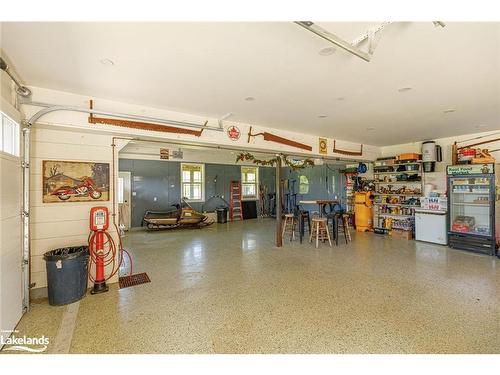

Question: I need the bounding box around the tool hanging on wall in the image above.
[259,184,269,217]
[332,140,363,156]
[452,132,500,164]
[247,126,313,151]
[471,149,496,164]
[88,100,207,136]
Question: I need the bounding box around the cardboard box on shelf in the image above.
[398,153,421,161]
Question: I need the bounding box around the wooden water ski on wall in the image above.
[332,140,363,156]
[247,126,312,151]
[88,100,206,137]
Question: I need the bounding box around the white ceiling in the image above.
[1,22,499,146]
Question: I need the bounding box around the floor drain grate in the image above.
[119,272,151,289]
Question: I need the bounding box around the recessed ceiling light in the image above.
[398,87,412,92]
[443,109,456,114]
[319,47,336,56]
[366,127,375,131]
[244,96,255,102]
[336,97,345,101]
[99,58,115,66]
[318,115,328,118]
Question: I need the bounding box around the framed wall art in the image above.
[42,160,110,203]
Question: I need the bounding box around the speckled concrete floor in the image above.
[5,218,500,353]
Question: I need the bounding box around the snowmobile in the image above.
[141,198,214,230]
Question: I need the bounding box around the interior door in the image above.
[118,172,132,231]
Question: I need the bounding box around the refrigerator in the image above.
[447,163,499,256]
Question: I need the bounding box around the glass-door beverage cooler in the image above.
[447,163,499,256]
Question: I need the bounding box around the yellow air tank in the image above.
[354,192,373,232]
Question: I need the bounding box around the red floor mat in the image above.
[119,272,151,289]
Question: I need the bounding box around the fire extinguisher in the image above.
[88,206,132,294]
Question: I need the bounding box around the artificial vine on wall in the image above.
[235,152,315,171]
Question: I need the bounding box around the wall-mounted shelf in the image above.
[374,181,422,184]
[378,213,414,218]
[374,171,422,176]
[373,193,422,197]
[373,159,423,234]
[373,203,419,207]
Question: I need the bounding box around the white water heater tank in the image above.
[422,141,442,172]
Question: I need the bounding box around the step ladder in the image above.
[229,181,243,221]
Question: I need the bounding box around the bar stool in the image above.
[282,213,297,242]
[309,217,332,248]
[343,213,352,241]
[332,212,351,245]
[298,210,311,243]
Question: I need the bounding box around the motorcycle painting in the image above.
[43,161,110,203]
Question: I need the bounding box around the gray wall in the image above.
[119,159,277,227]
[119,158,343,227]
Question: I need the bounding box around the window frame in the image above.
[241,166,259,201]
[180,163,205,202]
[299,174,310,195]
[0,111,20,158]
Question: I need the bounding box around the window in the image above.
[181,163,204,201]
[299,175,309,194]
[241,166,258,200]
[0,111,20,157]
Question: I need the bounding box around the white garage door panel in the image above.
[0,216,21,251]
[0,153,23,345]
[1,233,22,335]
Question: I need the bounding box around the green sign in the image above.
[447,163,494,175]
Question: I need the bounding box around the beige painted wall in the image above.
[28,125,124,290]
[380,130,500,192]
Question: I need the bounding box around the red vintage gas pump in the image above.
[89,207,114,294]
[88,206,133,294]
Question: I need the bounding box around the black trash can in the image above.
[43,246,89,306]
[216,207,228,223]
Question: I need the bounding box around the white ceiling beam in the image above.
[351,22,392,47]
[295,21,371,62]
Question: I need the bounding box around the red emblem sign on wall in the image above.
[227,125,241,141]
